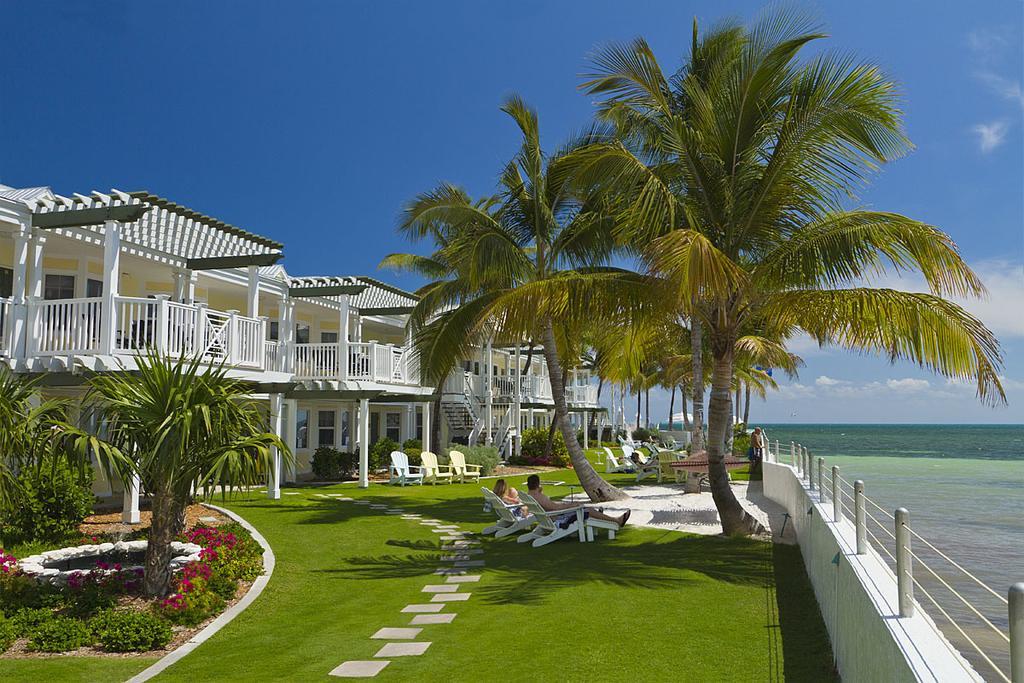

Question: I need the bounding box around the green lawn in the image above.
[2,454,834,682]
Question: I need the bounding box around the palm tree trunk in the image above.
[144,488,188,596]
[681,382,690,431]
[743,381,751,426]
[541,318,627,502]
[645,388,650,429]
[635,388,641,433]
[706,349,763,535]
[690,318,705,452]
[668,385,675,430]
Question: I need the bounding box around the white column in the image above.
[99,221,121,355]
[406,403,415,443]
[246,265,259,318]
[29,230,45,300]
[338,294,350,382]
[173,269,196,303]
[485,338,493,445]
[359,398,370,488]
[11,229,30,359]
[284,398,298,482]
[281,299,295,373]
[422,401,431,453]
[513,345,522,458]
[122,472,141,524]
[267,393,283,499]
[583,410,589,449]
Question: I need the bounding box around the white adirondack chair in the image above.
[389,451,424,486]
[481,488,535,537]
[517,493,620,546]
[604,447,635,474]
[420,451,454,485]
[449,450,482,483]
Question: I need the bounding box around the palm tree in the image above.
[571,10,1004,533]
[390,97,653,502]
[67,353,287,595]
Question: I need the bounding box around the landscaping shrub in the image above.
[369,437,398,471]
[631,427,653,442]
[92,609,172,652]
[732,431,751,457]
[0,567,61,613]
[447,444,500,475]
[311,447,357,480]
[514,428,569,467]
[62,564,144,618]
[207,572,238,601]
[0,613,15,652]
[28,615,91,652]
[402,439,423,465]
[11,607,54,636]
[0,460,95,543]
[402,438,421,450]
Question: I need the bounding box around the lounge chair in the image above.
[449,450,482,483]
[518,493,619,546]
[389,451,424,486]
[481,488,535,537]
[419,451,454,485]
[604,447,635,474]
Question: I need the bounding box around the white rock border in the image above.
[126,502,275,683]
[18,541,201,586]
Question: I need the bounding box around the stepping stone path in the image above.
[329,495,487,677]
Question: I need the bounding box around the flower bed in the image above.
[0,520,264,658]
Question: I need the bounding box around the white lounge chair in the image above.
[389,451,424,486]
[449,450,482,483]
[481,488,535,537]
[420,451,454,485]
[518,493,619,546]
[604,447,635,474]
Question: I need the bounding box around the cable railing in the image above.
[766,439,1021,683]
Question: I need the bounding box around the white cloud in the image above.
[972,120,1009,152]
[886,378,930,393]
[975,71,1024,109]
[815,375,847,387]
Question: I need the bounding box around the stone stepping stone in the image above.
[329,660,390,677]
[421,584,459,593]
[440,554,474,561]
[431,593,471,602]
[423,519,443,523]
[401,604,445,613]
[369,504,388,509]
[453,560,485,568]
[442,542,480,550]
[439,535,469,542]
[371,627,421,640]
[283,491,300,495]
[434,525,460,530]
[353,501,371,505]
[374,642,430,658]
[431,529,456,534]
[401,515,421,519]
[420,521,441,526]
[433,568,467,576]
[446,575,481,584]
[410,613,456,625]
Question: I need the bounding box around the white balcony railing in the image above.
[34,297,104,355]
[292,341,419,385]
[462,371,594,404]
[0,297,12,356]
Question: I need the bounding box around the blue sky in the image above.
[2,1,1022,423]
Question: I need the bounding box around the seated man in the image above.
[526,474,630,528]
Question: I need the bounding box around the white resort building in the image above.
[0,184,601,519]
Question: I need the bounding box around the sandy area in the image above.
[78,503,232,538]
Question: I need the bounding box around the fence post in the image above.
[895,508,913,617]
[855,480,866,554]
[1010,582,1023,683]
[832,465,841,522]
[790,442,795,467]
[155,295,170,355]
[817,457,825,502]
[809,453,816,491]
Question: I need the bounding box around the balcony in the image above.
[292,341,419,385]
[443,370,596,406]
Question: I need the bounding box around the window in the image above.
[0,267,12,298]
[296,324,310,344]
[86,279,103,298]
[416,411,423,440]
[317,410,335,447]
[341,410,350,448]
[385,412,401,442]
[296,409,309,449]
[473,362,479,375]
[269,321,279,341]
[463,360,471,372]
[320,331,338,343]
[44,274,75,300]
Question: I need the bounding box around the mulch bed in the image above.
[78,504,232,538]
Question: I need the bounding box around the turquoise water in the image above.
[761,424,1023,678]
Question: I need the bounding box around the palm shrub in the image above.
[572,9,1003,533]
[64,352,288,596]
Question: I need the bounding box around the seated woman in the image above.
[493,478,528,519]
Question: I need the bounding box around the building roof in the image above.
[22,188,283,268]
[0,185,54,203]
[286,274,418,313]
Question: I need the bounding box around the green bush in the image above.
[402,438,421,450]
[0,571,62,613]
[207,572,238,601]
[1,461,95,543]
[0,614,15,652]
[92,610,171,652]
[446,444,500,475]
[210,522,263,583]
[28,615,91,652]
[733,432,752,457]
[11,607,54,636]
[631,427,653,442]
[311,447,357,480]
[369,437,399,471]
[403,447,422,466]
[517,428,569,468]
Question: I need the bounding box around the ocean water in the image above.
[761,424,1023,679]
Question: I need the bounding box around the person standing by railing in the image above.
[751,427,764,466]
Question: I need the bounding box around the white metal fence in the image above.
[770,440,1020,682]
